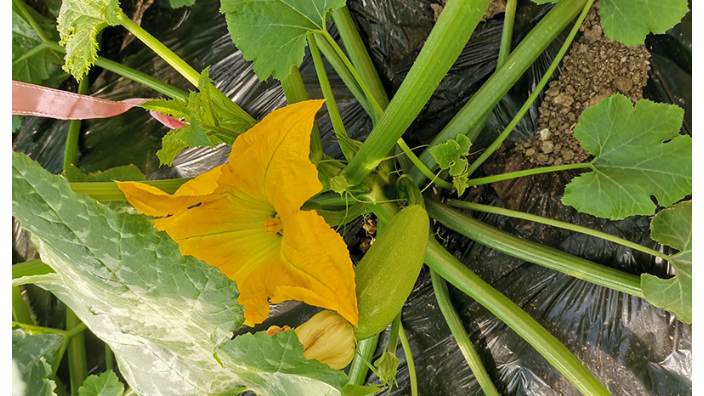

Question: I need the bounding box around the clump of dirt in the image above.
[432,0,506,22]
[517,1,651,166]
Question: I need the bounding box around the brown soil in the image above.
[516,1,651,166]
[432,0,506,22]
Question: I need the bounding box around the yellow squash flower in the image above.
[118,100,358,327]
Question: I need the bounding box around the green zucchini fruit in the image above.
[354,204,430,340]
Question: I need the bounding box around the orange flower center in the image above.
[263,215,283,236]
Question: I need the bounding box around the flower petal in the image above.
[117,164,225,217]
[274,210,359,326]
[223,100,325,214]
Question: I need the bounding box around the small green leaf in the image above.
[216,331,348,396]
[601,0,689,46]
[452,173,469,197]
[12,330,63,396]
[168,0,196,8]
[641,201,691,323]
[57,0,123,80]
[12,4,67,86]
[13,115,24,133]
[221,0,346,80]
[157,118,214,166]
[562,94,691,220]
[341,384,382,396]
[78,371,124,396]
[429,135,471,177]
[139,98,190,120]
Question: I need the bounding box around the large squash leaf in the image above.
[221,0,346,81]
[12,152,350,396]
[562,94,691,220]
[600,0,689,46]
[77,371,124,396]
[12,151,246,395]
[641,201,692,323]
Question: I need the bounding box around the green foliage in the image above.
[78,371,125,396]
[13,115,24,133]
[12,330,63,396]
[141,69,254,166]
[341,384,383,396]
[428,135,472,195]
[373,350,399,389]
[57,0,123,80]
[641,201,692,323]
[12,3,67,86]
[169,0,196,8]
[216,331,349,396]
[562,94,691,220]
[221,0,346,80]
[600,0,689,46]
[12,152,246,395]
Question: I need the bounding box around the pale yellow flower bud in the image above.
[294,311,357,370]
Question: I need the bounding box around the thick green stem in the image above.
[446,200,670,262]
[344,0,492,187]
[497,0,517,66]
[430,270,499,396]
[12,259,54,279]
[13,0,49,42]
[466,0,594,177]
[331,6,390,108]
[409,0,588,185]
[12,286,34,324]
[64,77,90,170]
[67,309,88,394]
[347,334,380,386]
[280,66,324,162]
[105,344,115,371]
[117,12,200,86]
[313,34,376,122]
[309,36,355,161]
[426,199,643,297]
[372,201,611,396]
[69,178,191,201]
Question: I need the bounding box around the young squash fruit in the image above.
[354,204,430,340]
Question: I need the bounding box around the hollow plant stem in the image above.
[408,0,589,186]
[106,344,115,371]
[67,308,88,393]
[308,36,355,161]
[348,334,380,386]
[425,199,643,298]
[331,6,390,108]
[64,77,89,170]
[69,178,191,201]
[430,270,500,396]
[371,201,611,396]
[497,0,517,66]
[467,162,593,187]
[466,0,594,177]
[344,0,493,187]
[397,323,418,396]
[446,200,670,262]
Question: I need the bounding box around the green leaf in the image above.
[139,98,190,120]
[13,115,24,133]
[428,134,471,177]
[12,3,67,86]
[12,329,63,396]
[12,151,248,396]
[373,350,399,387]
[601,0,689,46]
[157,118,214,166]
[57,0,123,80]
[168,0,196,8]
[341,384,383,396]
[221,0,346,80]
[216,331,348,396]
[78,371,124,396]
[641,201,692,323]
[562,94,691,220]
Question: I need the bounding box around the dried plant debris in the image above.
[517,1,651,166]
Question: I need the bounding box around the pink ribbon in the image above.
[12,80,186,129]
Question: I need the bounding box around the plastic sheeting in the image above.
[12,0,691,394]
